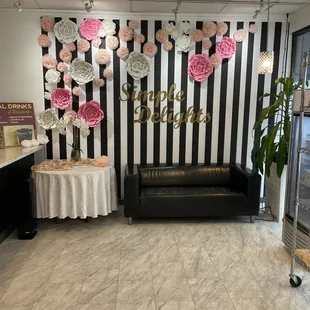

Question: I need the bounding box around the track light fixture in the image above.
[13,0,23,12]
[84,0,94,13]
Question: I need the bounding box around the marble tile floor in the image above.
[0,209,310,310]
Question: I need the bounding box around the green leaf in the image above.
[265,123,280,177]
[277,136,286,177]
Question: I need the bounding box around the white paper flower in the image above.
[165,22,175,35]
[44,92,51,100]
[233,29,246,43]
[70,58,95,85]
[170,29,180,40]
[54,20,79,44]
[55,118,67,135]
[37,134,49,145]
[37,109,59,130]
[45,83,55,93]
[125,52,150,80]
[81,127,90,138]
[21,140,32,148]
[177,21,191,35]
[176,35,191,52]
[45,69,61,84]
[72,118,89,129]
[31,139,40,146]
[100,20,116,38]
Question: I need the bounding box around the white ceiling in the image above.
[1,0,310,15]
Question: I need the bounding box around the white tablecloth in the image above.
[34,165,118,219]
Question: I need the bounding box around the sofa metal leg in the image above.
[128,217,132,225]
[250,216,255,223]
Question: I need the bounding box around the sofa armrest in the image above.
[230,164,261,212]
[124,164,140,217]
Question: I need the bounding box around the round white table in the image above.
[33,165,118,219]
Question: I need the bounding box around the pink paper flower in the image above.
[135,34,145,44]
[128,20,138,30]
[190,29,204,42]
[188,54,213,82]
[59,48,72,63]
[94,78,105,87]
[156,29,168,44]
[143,42,158,58]
[50,88,72,110]
[233,29,246,43]
[64,73,72,84]
[202,22,217,38]
[79,18,102,41]
[37,34,51,48]
[41,16,55,32]
[92,38,102,48]
[117,47,129,60]
[57,62,67,72]
[119,26,134,42]
[42,54,57,70]
[78,100,104,127]
[202,38,212,50]
[163,41,173,52]
[64,110,77,122]
[216,22,228,36]
[106,36,119,50]
[78,39,90,53]
[94,155,110,167]
[210,53,223,69]
[95,49,110,65]
[103,69,113,78]
[216,37,236,59]
[67,43,76,52]
[249,24,258,34]
[72,87,82,96]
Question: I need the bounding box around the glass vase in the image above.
[70,148,81,161]
[70,126,81,161]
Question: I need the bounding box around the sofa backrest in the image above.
[139,165,231,187]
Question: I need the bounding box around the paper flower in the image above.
[37,34,51,48]
[94,156,110,167]
[45,83,55,93]
[100,20,116,37]
[44,92,51,100]
[81,127,90,138]
[216,22,228,36]
[78,39,90,53]
[54,20,79,44]
[177,21,191,35]
[216,37,236,58]
[171,29,181,40]
[64,73,72,84]
[37,134,49,145]
[64,110,77,123]
[135,34,145,44]
[143,42,158,58]
[42,54,57,70]
[78,100,104,127]
[59,48,72,63]
[202,22,217,38]
[190,29,204,42]
[176,35,191,52]
[165,22,175,35]
[41,16,55,32]
[163,41,173,52]
[73,117,89,129]
[72,87,82,96]
[57,62,67,73]
[188,54,213,82]
[119,26,134,42]
[67,43,76,51]
[210,53,223,68]
[21,140,32,148]
[103,68,113,78]
[156,29,168,43]
[117,47,129,60]
[128,20,138,30]
[95,49,111,65]
[249,24,258,34]
[37,108,59,129]
[55,118,67,135]
[70,59,95,85]
[94,78,105,87]
[106,36,119,50]
[79,18,102,41]
[45,69,61,84]
[234,29,246,43]
[92,38,102,48]
[126,52,150,80]
[202,38,212,50]
[51,88,72,110]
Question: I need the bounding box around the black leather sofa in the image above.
[124,164,261,224]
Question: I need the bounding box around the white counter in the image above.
[0,146,44,169]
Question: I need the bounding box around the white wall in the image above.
[290,4,310,33]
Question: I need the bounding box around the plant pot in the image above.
[71,149,81,161]
[17,128,33,143]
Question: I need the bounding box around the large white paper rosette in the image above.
[37,108,59,130]
[54,20,79,44]
[125,52,150,80]
[100,20,116,38]
[176,35,191,52]
[45,69,61,84]
[177,21,191,35]
[70,59,95,85]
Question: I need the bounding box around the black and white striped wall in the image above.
[40,16,288,197]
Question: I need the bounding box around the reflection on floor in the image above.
[0,208,310,310]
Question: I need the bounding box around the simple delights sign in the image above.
[120,83,211,128]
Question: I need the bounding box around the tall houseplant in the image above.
[252,77,304,178]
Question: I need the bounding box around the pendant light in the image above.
[258,0,274,74]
